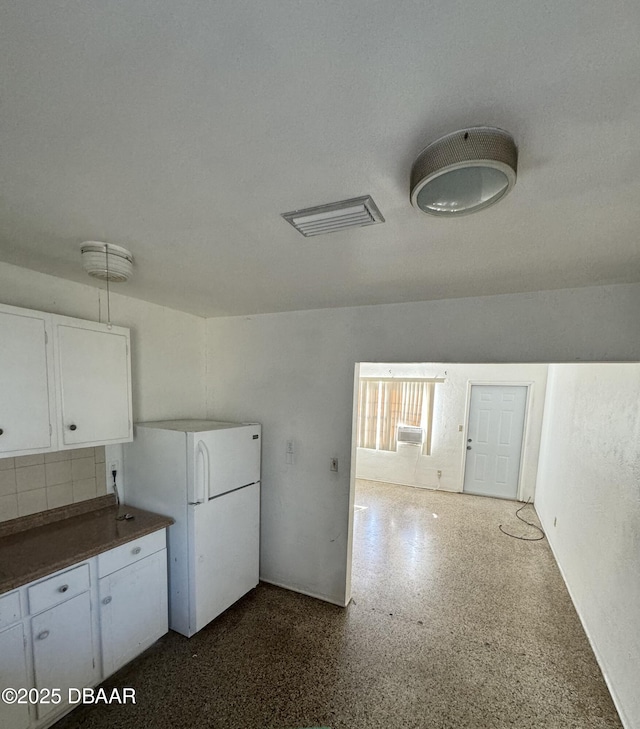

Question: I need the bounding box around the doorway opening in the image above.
[345,362,548,603]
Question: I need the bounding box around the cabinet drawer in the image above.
[28,564,90,615]
[98,529,166,578]
[0,591,22,630]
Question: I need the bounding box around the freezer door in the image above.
[188,482,260,636]
[191,423,261,499]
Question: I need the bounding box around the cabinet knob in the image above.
[37,630,50,640]
[102,596,112,605]
[0,428,3,435]
[69,424,77,431]
[132,546,142,555]
[58,584,69,593]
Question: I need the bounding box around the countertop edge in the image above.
[0,507,174,595]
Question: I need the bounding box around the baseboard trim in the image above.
[536,507,631,729]
[355,476,457,493]
[260,578,347,608]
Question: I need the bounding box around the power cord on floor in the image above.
[499,498,545,541]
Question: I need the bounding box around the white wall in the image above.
[534,364,640,729]
[356,362,548,499]
[205,283,640,606]
[0,261,207,497]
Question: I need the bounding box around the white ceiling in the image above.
[1,1,639,317]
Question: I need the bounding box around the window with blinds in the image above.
[356,379,436,455]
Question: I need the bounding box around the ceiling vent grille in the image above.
[282,195,384,237]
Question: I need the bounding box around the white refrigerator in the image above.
[124,419,261,638]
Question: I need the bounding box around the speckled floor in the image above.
[55,480,621,729]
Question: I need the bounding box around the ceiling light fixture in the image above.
[410,127,517,216]
[81,241,133,329]
[282,195,384,237]
[81,242,133,282]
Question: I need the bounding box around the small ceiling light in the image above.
[81,242,133,329]
[81,242,133,282]
[282,195,384,237]
[410,127,517,216]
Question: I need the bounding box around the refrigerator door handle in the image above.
[191,440,210,505]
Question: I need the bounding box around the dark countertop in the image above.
[0,495,174,594]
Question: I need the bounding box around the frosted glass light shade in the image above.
[81,242,133,282]
[410,128,517,217]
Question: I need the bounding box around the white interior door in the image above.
[463,385,527,500]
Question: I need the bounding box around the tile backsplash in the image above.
[0,447,107,523]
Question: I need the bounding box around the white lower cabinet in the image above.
[0,529,168,729]
[99,549,168,676]
[0,623,31,729]
[31,591,97,721]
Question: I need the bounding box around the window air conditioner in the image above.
[397,425,423,445]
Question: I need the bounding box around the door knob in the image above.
[0,428,3,435]
[467,445,472,450]
[69,424,77,431]
[467,438,472,442]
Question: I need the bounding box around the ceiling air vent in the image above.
[281,195,384,237]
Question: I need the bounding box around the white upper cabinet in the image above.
[54,318,132,448]
[0,303,132,457]
[0,308,55,456]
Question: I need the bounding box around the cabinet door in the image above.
[54,320,132,447]
[99,549,168,677]
[32,591,97,720]
[0,623,31,729]
[0,308,54,455]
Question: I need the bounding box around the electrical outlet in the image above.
[285,440,295,465]
[109,460,120,476]
[437,470,442,478]
[330,458,338,472]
